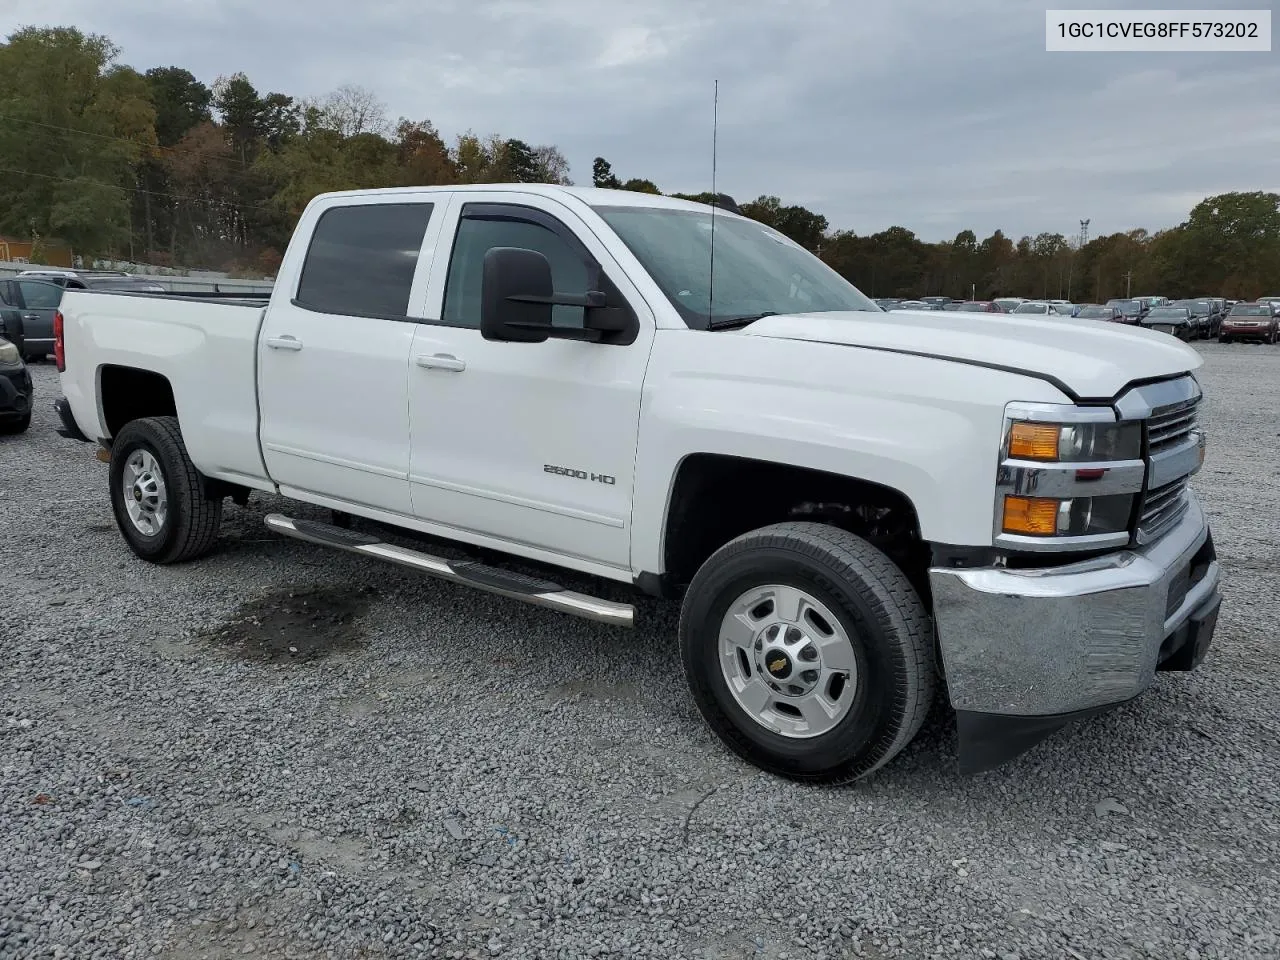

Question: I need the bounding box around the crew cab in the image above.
[54,185,1221,783]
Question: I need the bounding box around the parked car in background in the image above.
[918,296,953,310]
[951,300,1003,313]
[873,298,900,311]
[1011,300,1073,317]
[991,297,1024,313]
[1219,302,1279,343]
[888,300,930,311]
[1170,299,1221,339]
[1105,299,1147,324]
[1141,305,1196,340]
[1257,295,1280,306]
[1135,296,1169,311]
[1075,304,1126,324]
[0,277,64,360]
[0,334,32,433]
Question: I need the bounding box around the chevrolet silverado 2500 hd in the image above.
[54,185,1221,782]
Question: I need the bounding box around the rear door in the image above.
[11,279,63,356]
[257,196,446,516]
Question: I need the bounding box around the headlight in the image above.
[1008,420,1141,462]
[0,341,20,365]
[995,403,1147,551]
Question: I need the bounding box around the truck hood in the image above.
[740,309,1202,400]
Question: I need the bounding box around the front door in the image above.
[257,198,443,516]
[407,193,655,571]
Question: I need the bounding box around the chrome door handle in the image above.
[266,336,303,351]
[416,353,466,372]
[22,314,39,322]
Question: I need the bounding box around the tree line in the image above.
[1,25,1277,300]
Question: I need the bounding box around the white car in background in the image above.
[1011,300,1074,318]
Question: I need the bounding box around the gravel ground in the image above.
[2,346,1278,960]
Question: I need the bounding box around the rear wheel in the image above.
[680,521,935,784]
[1219,336,1230,343]
[108,416,222,564]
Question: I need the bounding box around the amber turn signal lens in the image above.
[1002,495,1060,535]
[1008,422,1060,460]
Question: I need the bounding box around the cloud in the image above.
[4,0,1276,241]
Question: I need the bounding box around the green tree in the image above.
[212,72,265,161]
[592,157,621,188]
[0,26,155,257]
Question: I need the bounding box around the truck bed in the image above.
[57,288,273,490]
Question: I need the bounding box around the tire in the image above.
[0,412,31,434]
[1219,336,1230,344]
[108,416,222,564]
[679,521,935,784]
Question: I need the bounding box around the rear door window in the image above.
[16,280,63,309]
[296,202,435,317]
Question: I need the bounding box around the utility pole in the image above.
[971,282,976,300]
[1123,270,1133,297]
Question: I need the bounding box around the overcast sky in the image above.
[5,0,1278,241]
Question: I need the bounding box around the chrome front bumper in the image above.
[929,491,1219,719]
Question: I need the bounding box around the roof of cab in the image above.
[308,183,737,216]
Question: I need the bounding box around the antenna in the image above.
[708,79,718,323]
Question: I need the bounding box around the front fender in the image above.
[629,330,1071,574]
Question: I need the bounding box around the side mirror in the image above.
[481,247,555,343]
[0,311,25,359]
[479,246,628,344]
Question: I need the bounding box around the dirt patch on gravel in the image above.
[204,585,376,662]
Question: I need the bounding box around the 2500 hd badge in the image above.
[544,463,616,485]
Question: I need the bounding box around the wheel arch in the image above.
[656,452,930,600]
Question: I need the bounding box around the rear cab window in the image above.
[295,202,436,318]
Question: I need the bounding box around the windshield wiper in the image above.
[707,311,778,331]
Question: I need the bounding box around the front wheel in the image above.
[108,416,222,564]
[680,522,936,784]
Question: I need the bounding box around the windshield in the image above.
[1230,304,1271,316]
[593,205,878,326]
[1108,300,1141,312]
[1078,306,1112,318]
[1013,303,1049,314]
[1172,300,1210,314]
[1148,308,1188,319]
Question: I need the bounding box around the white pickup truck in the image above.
[54,184,1221,782]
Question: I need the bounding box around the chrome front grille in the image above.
[1138,476,1191,541]
[1147,398,1200,454]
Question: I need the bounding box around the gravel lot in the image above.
[2,346,1278,960]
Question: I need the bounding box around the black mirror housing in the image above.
[478,245,638,345]
[481,247,555,343]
